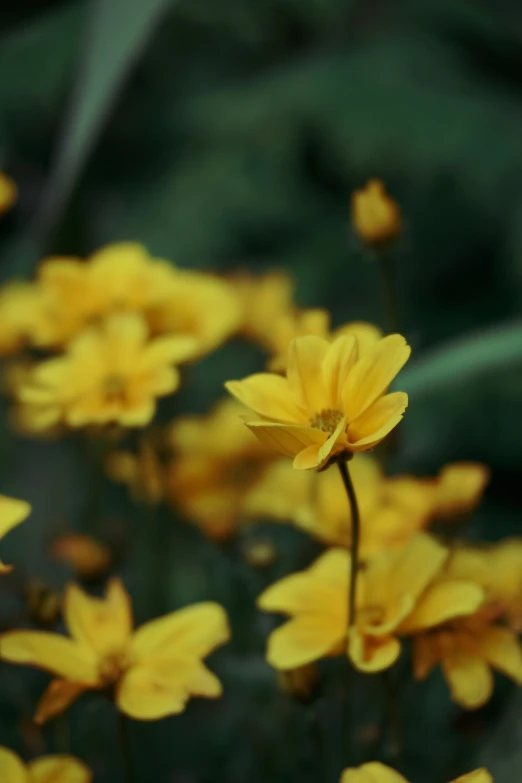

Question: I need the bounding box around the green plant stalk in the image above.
[336,459,360,629]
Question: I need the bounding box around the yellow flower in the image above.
[19,313,196,430]
[230,270,294,350]
[0,496,31,573]
[0,746,91,783]
[432,462,490,518]
[258,534,483,672]
[51,533,111,580]
[0,171,17,216]
[226,332,410,470]
[0,282,42,356]
[165,398,275,540]
[106,439,164,505]
[340,762,491,783]
[351,180,402,247]
[0,578,230,723]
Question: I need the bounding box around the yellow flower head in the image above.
[433,462,490,518]
[0,282,42,356]
[106,439,164,505]
[340,762,491,783]
[19,313,197,430]
[0,746,91,783]
[51,533,111,580]
[226,332,411,470]
[0,495,31,573]
[258,535,483,673]
[165,399,275,540]
[351,180,402,247]
[0,578,230,723]
[0,171,17,216]
[230,270,294,350]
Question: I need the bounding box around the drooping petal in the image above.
[287,336,329,411]
[0,747,28,783]
[341,761,408,783]
[245,421,326,458]
[348,629,401,673]
[347,393,408,449]
[322,336,358,409]
[476,625,522,683]
[34,679,87,725]
[398,580,484,634]
[441,649,493,709]
[342,335,410,421]
[28,755,92,783]
[266,616,344,670]
[0,631,99,684]
[293,415,347,470]
[130,602,229,662]
[64,579,133,657]
[225,375,305,423]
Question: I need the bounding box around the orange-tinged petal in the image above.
[476,625,522,682]
[64,579,132,657]
[322,336,358,409]
[341,761,408,783]
[348,630,401,673]
[412,634,441,680]
[442,651,493,709]
[34,679,87,725]
[287,336,329,411]
[266,616,344,670]
[342,334,410,421]
[28,755,92,783]
[347,393,407,449]
[225,375,305,423]
[246,421,326,458]
[0,746,28,783]
[399,581,484,634]
[450,771,492,783]
[131,602,229,662]
[0,496,31,573]
[0,631,99,684]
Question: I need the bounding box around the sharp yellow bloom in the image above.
[351,179,402,247]
[0,171,17,216]
[19,313,196,429]
[0,746,91,783]
[258,535,483,672]
[0,495,31,573]
[340,762,491,783]
[0,578,230,723]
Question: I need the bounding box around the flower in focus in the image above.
[340,762,491,783]
[18,313,197,430]
[0,496,31,573]
[51,533,111,580]
[0,578,230,722]
[0,171,17,216]
[0,746,92,783]
[351,180,402,247]
[165,399,276,540]
[106,439,164,505]
[226,333,410,470]
[258,534,483,673]
[432,463,490,518]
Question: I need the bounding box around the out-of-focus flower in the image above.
[0,496,31,573]
[0,172,17,217]
[230,270,294,350]
[242,538,277,569]
[0,283,41,356]
[0,746,92,783]
[25,580,62,627]
[351,180,402,247]
[226,333,410,470]
[432,463,490,518]
[51,533,111,580]
[0,579,230,723]
[340,762,491,783]
[258,535,483,673]
[277,662,319,702]
[18,313,197,430]
[266,309,331,372]
[165,399,275,540]
[106,440,164,505]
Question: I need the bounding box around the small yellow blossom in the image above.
[51,533,111,579]
[19,313,197,430]
[0,578,230,723]
[0,171,17,216]
[340,762,491,783]
[230,270,294,350]
[432,463,490,518]
[258,534,483,673]
[106,440,164,505]
[165,399,275,540]
[226,333,410,469]
[351,180,402,247]
[0,746,92,783]
[0,495,31,573]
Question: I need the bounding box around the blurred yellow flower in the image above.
[258,535,483,673]
[226,333,410,469]
[340,762,491,783]
[0,282,41,356]
[0,171,17,216]
[165,399,275,540]
[230,270,294,350]
[0,496,31,573]
[51,533,111,580]
[106,440,164,505]
[0,578,230,723]
[432,462,490,518]
[0,746,92,783]
[19,313,196,429]
[351,180,402,247]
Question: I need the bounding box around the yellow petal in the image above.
[450,771,493,783]
[64,579,132,658]
[0,747,28,783]
[0,495,31,573]
[0,631,99,684]
[442,650,493,709]
[348,629,401,673]
[131,602,229,662]
[246,421,326,458]
[142,335,199,368]
[341,761,408,783]
[287,336,330,411]
[28,756,92,783]
[266,616,345,670]
[342,334,410,421]
[347,392,407,449]
[398,580,484,634]
[34,679,86,725]
[476,625,522,683]
[293,415,346,469]
[322,336,358,409]
[225,374,305,422]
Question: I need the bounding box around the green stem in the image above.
[117,711,134,783]
[337,459,360,628]
[377,251,399,333]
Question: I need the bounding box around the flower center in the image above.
[98,650,129,686]
[309,408,344,434]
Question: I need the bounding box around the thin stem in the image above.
[117,711,134,783]
[377,251,399,333]
[337,459,360,628]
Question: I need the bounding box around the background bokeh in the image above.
[1,0,522,781]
